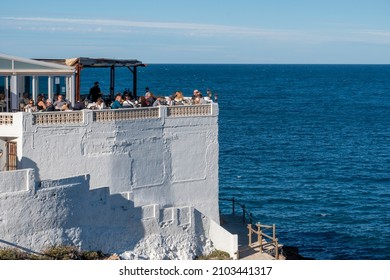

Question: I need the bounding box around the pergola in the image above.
[37,57,146,101]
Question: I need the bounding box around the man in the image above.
[73,96,86,110]
[53,94,68,110]
[45,99,56,111]
[192,89,206,104]
[111,93,123,109]
[88,81,101,102]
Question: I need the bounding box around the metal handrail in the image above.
[220,197,258,225]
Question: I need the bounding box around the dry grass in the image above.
[196,250,231,260]
[0,246,109,260]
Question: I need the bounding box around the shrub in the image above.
[0,246,109,260]
[196,250,231,260]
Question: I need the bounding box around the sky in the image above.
[1,0,390,64]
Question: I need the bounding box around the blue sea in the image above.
[81,64,390,260]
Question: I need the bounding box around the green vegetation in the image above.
[0,246,110,260]
[1,246,231,260]
[196,250,231,260]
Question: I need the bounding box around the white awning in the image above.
[0,53,75,76]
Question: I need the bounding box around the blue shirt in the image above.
[111,100,122,109]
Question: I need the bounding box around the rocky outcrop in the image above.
[280,246,314,260]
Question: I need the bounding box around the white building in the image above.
[0,53,237,259]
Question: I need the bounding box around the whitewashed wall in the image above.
[0,170,235,259]
[3,106,219,222]
[0,105,233,259]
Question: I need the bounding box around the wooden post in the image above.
[275,239,279,260]
[273,224,276,240]
[256,224,263,253]
[232,197,235,215]
[247,224,252,246]
[259,229,263,253]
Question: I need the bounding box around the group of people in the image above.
[108,88,210,110]
[21,93,72,112]
[19,81,213,113]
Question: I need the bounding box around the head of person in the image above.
[175,91,184,100]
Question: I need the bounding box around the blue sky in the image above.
[1,0,390,63]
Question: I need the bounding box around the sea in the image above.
[80,64,390,260]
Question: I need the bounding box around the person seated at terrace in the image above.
[138,96,148,107]
[122,93,135,108]
[73,96,86,110]
[24,99,37,112]
[95,97,107,109]
[111,93,123,109]
[145,91,156,106]
[0,93,6,112]
[36,94,46,111]
[192,89,206,104]
[193,96,202,105]
[44,99,56,111]
[173,91,185,105]
[153,96,167,107]
[54,94,71,110]
[22,92,30,107]
[165,96,173,106]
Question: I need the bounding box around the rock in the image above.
[280,246,315,260]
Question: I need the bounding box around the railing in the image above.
[220,197,280,259]
[33,111,83,125]
[220,197,256,225]
[1,104,215,126]
[93,107,159,122]
[246,223,279,260]
[0,114,13,125]
[167,104,212,117]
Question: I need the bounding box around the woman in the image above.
[95,97,107,109]
[138,96,148,107]
[173,91,185,105]
[36,95,46,111]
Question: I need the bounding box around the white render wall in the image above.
[0,105,240,259]
[0,169,238,259]
[0,170,215,258]
[8,105,219,223]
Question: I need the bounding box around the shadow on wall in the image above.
[0,172,144,255]
[20,156,40,182]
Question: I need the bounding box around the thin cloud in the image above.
[0,16,295,39]
[2,16,390,47]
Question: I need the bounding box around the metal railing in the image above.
[220,197,257,225]
[220,197,280,259]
